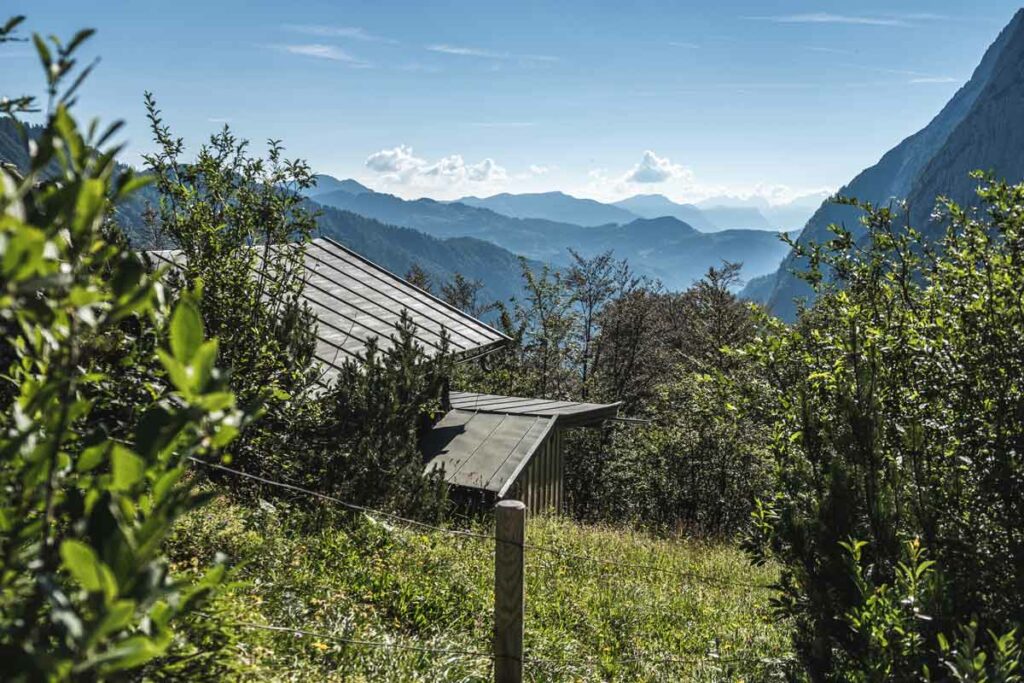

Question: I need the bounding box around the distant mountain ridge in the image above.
[611,194,719,232]
[457,191,640,227]
[309,175,371,197]
[312,181,792,290]
[754,8,1024,321]
[699,205,774,231]
[0,120,532,311]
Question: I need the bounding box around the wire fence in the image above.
[187,456,788,680]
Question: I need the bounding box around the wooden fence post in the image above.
[494,499,526,683]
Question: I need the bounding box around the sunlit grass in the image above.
[169,495,793,681]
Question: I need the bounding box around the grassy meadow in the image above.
[167,492,793,681]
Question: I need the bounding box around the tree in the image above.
[0,18,246,677]
[749,184,1024,680]
[515,259,577,398]
[565,250,624,399]
[405,263,433,293]
[141,95,321,481]
[441,272,495,319]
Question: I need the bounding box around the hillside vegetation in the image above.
[168,494,791,681]
[8,12,1024,683]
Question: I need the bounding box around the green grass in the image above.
[168,494,793,681]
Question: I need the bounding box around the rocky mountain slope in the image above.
[755,9,1024,321]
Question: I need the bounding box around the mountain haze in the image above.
[699,205,774,231]
[313,181,791,290]
[457,191,640,227]
[612,194,719,232]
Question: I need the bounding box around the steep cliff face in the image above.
[757,9,1024,321]
[906,14,1024,232]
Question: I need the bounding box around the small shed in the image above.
[149,237,621,510]
[423,392,621,512]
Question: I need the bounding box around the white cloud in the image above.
[284,24,397,43]
[274,44,368,66]
[668,41,700,49]
[364,145,508,195]
[470,121,536,128]
[624,150,692,184]
[908,76,959,84]
[365,144,423,174]
[528,165,550,175]
[746,13,908,26]
[426,44,558,62]
[579,158,833,207]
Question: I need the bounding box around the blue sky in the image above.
[3,1,1019,203]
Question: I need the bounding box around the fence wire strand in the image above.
[189,456,774,590]
[211,618,494,660]
[188,457,492,542]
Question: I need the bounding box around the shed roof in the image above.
[149,237,509,381]
[423,410,556,496]
[449,391,621,427]
[424,393,620,495]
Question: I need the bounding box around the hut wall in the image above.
[508,428,563,514]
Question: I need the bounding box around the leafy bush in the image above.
[748,180,1024,680]
[0,18,246,678]
[141,96,321,480]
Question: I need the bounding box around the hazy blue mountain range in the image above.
[311,180,792,290]
[611,194,719,232]
[697,193,830,231]
[698,205,774,231]
[308,175,371,197]
[0,120,532,309]
[752,8,1024,321]
[311,206,535,306]
[456,191,640,227]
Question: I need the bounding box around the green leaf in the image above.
[169,296,204,363]
[72,177,106,234]
[189,339,219,392]
[77,442,108,472]
[91,599,136,644]
[157,349,191,395]
[61,540,104,592]
[110,445,144,491]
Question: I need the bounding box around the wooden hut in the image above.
[422,392,620,512]
[149,236,620,510]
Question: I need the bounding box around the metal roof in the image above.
[424,393,620,495]
[148,237,510,381]
[449,391,621,427]
[423,410,556,495]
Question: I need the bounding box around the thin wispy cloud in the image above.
[746,13,909,27]
[428,44,501,58]
[284,24,397,44]
[805,45,856,55]
[834,62,959,84]
[427,44,558,62]
[208,117,231,123]
[470,122,536,128]
[273,43,370,66]
[909,76,959,84]
[668,41,700,49]
[885,12,950,21]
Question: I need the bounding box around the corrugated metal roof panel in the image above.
[148,238,510,383]
[448,391,620,426]
[422,410,555,493]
